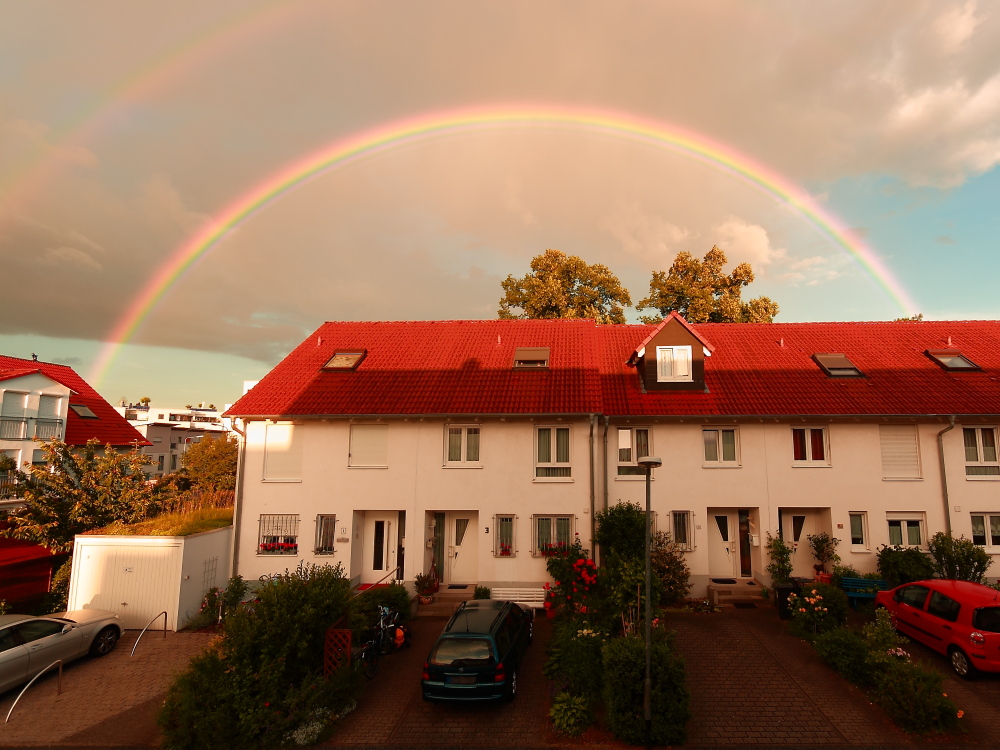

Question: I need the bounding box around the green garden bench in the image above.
[840,577,889,609]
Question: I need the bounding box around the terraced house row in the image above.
[225,315,1000,597]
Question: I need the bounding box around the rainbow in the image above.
[89,104,919,386]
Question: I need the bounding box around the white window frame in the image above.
[616,426,652,478]
[258,514,300,555]
[315,514,337,555]
[879,424,921,480]
[702,426,740,468]
[970,513,1000,551]
[886,512,925,548]
[848,511,869,551]
[671,510,693,551]
[493,513,517,557]
[656,346,692,382]
[963,426,999,480]
[534,425,572,481]
[531,514,574,556]
[348,423,388,468]
[443,424,482,468]
[791,426,831,466]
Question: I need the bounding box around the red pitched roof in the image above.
[0,356,150,446]
[226,319,1000,418]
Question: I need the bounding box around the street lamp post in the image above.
[637,456,662,745]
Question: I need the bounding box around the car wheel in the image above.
[949,647,977,680]
[90,626,119,657]
[505,668,517,701]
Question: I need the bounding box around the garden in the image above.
[541,502,692,745]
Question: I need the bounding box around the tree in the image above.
[0,439,156,553]
[139,396,152,406]
[636,246,779,324]
[180,434,239,491]
[498,249,632,324]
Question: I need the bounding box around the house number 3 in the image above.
[484,527,489,534]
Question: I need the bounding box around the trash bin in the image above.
[773,580,802,620]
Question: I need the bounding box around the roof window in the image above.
[812,353,864,378]
[69,404,98,419]
[323,350,366,370]
[926,349,980,371]
[513,347,550,369]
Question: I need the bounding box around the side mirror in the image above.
[61,624,74,634]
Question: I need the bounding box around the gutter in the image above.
[936,416,957,536]
[229,418,248,578]
[588,414,596,552]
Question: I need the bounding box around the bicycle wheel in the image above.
[361,644,379,679]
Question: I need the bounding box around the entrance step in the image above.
[414,589,474,618]
[707,580,765,606]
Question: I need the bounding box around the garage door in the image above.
[74,544,182,629]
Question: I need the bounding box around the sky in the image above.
[1,0,999,408]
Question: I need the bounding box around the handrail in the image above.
[355,565,402,593]
[130,611,168,657]
[5,660,62,723]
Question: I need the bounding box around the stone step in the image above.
[706,580,766,605]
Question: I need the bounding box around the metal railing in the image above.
[5,660,63,723]
[0,475,17,499]
[0,417,27,440]
[355,565,402,593]
[32,418,62,440]
[130,611,168,657]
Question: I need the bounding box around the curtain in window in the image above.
[556,517,571,544]
[721,430,737,462]
[448,428,463,461]
[964,428,980,462]
[850,514,865,545]
[618,428,632,462]
[983,429,998,462]
[672,512,688,545]
[635,429,649,460]
[703,430,719,462]
[991,515,1000,546]
[810,429,825,460]
[971,515,986,545]
[907,522,921,546]
[792,429,807,461]
[537,517,551,550]
[555,428,570,462]
[888,519,902,545]
[537,428,552,463]
[497,516,513,554]
[466,428,480,462]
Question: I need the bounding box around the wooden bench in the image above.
[490,587,547,611]
[840,577,889,609]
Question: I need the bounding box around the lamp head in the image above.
[637,457,662,470]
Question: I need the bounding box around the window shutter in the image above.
[38,395,58,420]
[350,424,388,466]
[2,392,25,417]
[879,425,920,478]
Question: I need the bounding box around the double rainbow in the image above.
[89,105,918,386]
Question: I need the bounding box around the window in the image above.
[258,514,299,555]
[31,449,46,467]
[792,427,828,464]
[897,584,930,608]
[349,424,388,467]
[493,514,516,557]
[153,436,162,443]
[1,392,27,439]
[848,512,869,550]
[617,426,650,476]
[887,513,924,547]
[926,349,979,371]
[533,515,572,555]
[323,350,366,370]
[971,514,1000,549]
[157,455,165,472]
[170,454,178,471]
[69,404,97,419]
[445,425,481,466]
[672,511,692,551]
[963,427,999,477]
[535,426,571,479]
[656,346,692,382]
[812,352,864,377]
[703,427,739,466]
[879,425,920,479]
[927,591,961,623]
[263,422,303,480]
[315,514,337,555]
[513,347,550,369]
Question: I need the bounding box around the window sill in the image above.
[261,478,303,483]
[882,477,923,481]
[533,477,574,483]
[348,465,388,469]
[702,463,742,469]
[492,553,517,558]
[965,475,1000,481]
[442,463,483,469]
[849,548,872,553]
[790,463,832,468]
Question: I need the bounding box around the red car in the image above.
[875,579,1000,679]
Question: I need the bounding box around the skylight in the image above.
[926,349,980,371]
[323,350,366,370]
[812,353,864,378]
[513,347,550,369]
[69,404,98,419]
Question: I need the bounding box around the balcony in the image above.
[0,417,28,440]
[0,473,17,500]
[33,418,63,440]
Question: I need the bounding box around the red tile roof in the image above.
[226,319,1000,418]
[0,356,150,446]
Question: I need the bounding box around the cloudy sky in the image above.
[2,1,999,407]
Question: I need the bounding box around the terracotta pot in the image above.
[419,595,433,605]
[546,608,556,619]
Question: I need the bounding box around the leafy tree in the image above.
[0,438,156,553]
[139,396,151,406]
[636,245,779,323]
[180,434,238,491]
[498,249,632,324]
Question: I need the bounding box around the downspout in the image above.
[588,414,596,553]
[937,416,956,537]
[602,416,610,513]
[229,418,248,578]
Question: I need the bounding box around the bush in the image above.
[594,502,647,561]
[807,532,841,572]
[544,541,602,621]
[559,625,606,703]
[42,558,72,613]
[765,534,793,584]
[550,691,591,735]
[872,660,960,734]
[831,563,861,588]
[876,545,934,587]
[814,627,870,685]
[602,553,658,633]
[650,531,691,606]
[928,533,993,583]
[787,583,848,640]
[351,581,411,639]
[602,632,689,746]
[473,585,491,600]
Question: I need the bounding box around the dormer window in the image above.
[656,346,692,382]
[323,350,366,370]
[926,349,979,371]
[69,404,98,419]
[513,347,549,369]
[813,353,864,378]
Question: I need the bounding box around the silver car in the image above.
[0,610,121,694]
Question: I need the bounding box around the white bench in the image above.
[490,587,547,611]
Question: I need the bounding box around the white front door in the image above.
[708,512,738,578]
[362,512,398,584]
[446,511,478,584]
[781,510,821,579]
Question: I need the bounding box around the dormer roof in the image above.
[628,312,716,365]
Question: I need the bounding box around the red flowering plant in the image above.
[543,536,601,617]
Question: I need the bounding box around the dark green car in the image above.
[421,600,533,702]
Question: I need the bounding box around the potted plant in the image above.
[766,533,798,620]
[414,572,437,604]
[807,532,840,582]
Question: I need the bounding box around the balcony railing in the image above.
[33,418,62,440]
[0,417,28,440]
[0,474,18,499]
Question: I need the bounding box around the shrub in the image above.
[807,532,841,572]
[559,625,606,702]
[928,533,993,583]
[594,502,647,561]
[787,583,848,640]
[42,558,72,613]
[602,552,658,634]
[550,691,591,736]
[814,627,869,685]
[602,632,689,746]
[872,660,960,734]
[831,563,861,588]
[544,540,602,620]
[765,533,793,584]
[650,531,691,606]
[876,545,934,587]
[473,585,491,600]
[351,581,411,638]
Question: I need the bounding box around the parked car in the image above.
[0,610,121,694]
[875,579,1000,679]
[421,599,532,702]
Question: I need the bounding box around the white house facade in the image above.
[226,317,1000,597]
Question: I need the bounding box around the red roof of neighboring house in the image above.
[226,319,1000,418]
[0,356,150,446]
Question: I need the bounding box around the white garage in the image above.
[67,526,233,630]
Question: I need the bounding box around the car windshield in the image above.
[973,607,1000,633]
[430,637,494,666]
